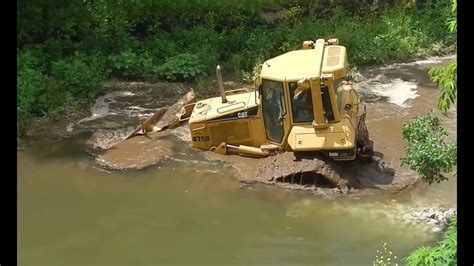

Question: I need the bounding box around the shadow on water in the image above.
[20,132,94,161]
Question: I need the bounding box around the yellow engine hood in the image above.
[287,119,355,151]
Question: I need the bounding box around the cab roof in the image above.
[260,44,348,81]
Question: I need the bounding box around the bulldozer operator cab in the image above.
[258,38,345,147]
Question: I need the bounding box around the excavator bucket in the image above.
[125,89,196,140]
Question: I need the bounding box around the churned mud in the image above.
[203,149,415,196]
[88,131,174,170]
[84,89,195,169]
[85,126,137,150]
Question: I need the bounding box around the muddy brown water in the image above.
[18,56,456,265]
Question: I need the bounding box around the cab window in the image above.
[289,82,314,123]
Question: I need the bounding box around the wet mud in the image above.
[84,89,196,169]
[89,131,174,170]
[203,149,412,197]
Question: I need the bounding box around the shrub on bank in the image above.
[404,216,457,265]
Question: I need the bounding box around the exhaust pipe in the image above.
[216,65,227,103]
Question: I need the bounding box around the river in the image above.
[18,56,456,265]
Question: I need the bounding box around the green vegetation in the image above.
[373,217,457,266]
[405,217,457,265]
[17,0,455,136]
[400,111,457,184]
[430,58,457,112]
[429,0,457,112]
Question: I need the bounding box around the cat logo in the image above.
[237,112,248,118]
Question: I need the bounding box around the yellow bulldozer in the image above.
[126,38,373,161]
[187,38,372,160]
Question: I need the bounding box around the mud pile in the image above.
[203,150,416,195]
[91,131,174,170]
[85,89,195,169]
[256,152,408,191]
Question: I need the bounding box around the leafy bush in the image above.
[405,216,457,266]
[17,67,70,135]
[400,111,457,184]
[282,4,302,27]
[17,68,48,135]
[430,58,457,112]
[227,52,252,81]
[17,48,46,72]
[239,56,264,84]
[17,49,49,135]
[51,54,106,99]
[140,33,179,66]
[429,0,457,113]
[157,53,205,81]
[168,27,221,71]
[108,49,156,79]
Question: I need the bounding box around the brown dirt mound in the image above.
[204,150,417,196]
[87,131,174,170]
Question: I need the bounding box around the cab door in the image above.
[260,79,287,144]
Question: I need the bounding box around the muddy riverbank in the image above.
[203,150,404,194]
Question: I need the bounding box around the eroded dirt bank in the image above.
[202,145,414,197]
